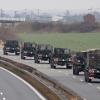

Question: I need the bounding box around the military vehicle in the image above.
[84,49,100,82]
[34,44,53,63]
[3,40,20,55]
[21,42,36,59]
[50,48,72,69]
[73,51,87,75]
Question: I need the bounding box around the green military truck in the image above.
[50,48,72,69]
[21,42,36,59]
[73,51,87,75]
[84,49,100,82]
[34,44,53,63]
[3,40,20,55]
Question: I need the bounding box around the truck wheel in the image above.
[85,74,92,82]
[66,65,72,69]
[51,65,54,68]
[85,76,88,82]
[73,69,76,75]
[4,51,7,55]
[48,59,51,64]
[15,52,20,55]
[66,63,72,69]
[34,58,39,63]
[51,61,56,69]
[75,68,79,75]
[35,60,39,63]
[21,55,25,60]
[51,65,56,69]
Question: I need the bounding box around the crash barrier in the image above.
[0,56,83,100]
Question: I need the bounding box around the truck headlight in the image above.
[77,60,80,63]
[6,47,10,49]
[17,47,20,50]
[62,59,65,61]
[24,51,27,53]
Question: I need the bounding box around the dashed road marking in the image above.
[83,98,87,100]
[80,79,84,82]
[88,83,93,86]
[38,64,41,66]
[0,67,46,100]
[97,86,100,90]
[2,97,6,100]
[72,76,76,79]
[0,92,3,95]
[58,71,61,73]
[65,73,69,76]
[50,69,55,71]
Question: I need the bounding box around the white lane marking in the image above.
[72,76,76,79]
[50,69,55,71]
[80,79,84,82]
[65,73,69,76]
[83,98,87,100]
[2,97,6,100]
[58,71,61,73]
[97,86,100,90]
[88,83,93,86]
[0,67,46,100]
[38,64,41,67]
[0,92,3,95]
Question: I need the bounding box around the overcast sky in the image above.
[0,0,100,11]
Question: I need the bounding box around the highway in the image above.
[0,65,45,100]
[0,51,100,100]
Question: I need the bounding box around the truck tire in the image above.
[73,69,76,75]
[51,61,56,69]
[15,52,20,55]
[51,65,56,69]
[48,58,51,64]
[75,68,79,75]
[85,73,92,82]
[3,51,8,55]
[66,64,72,69]
[34,57,39,63]
[21,54,25,60]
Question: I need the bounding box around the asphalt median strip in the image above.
[0,56,83,100]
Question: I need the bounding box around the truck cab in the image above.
[3,40,20,55]
[50,48,72,69]
[34,44,53,63]
[73,51,87,75]
[84,49,100,82]
[21,42,36,59]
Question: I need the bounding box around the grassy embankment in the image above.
[18,33,100,51]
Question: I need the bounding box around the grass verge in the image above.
[18,32,100,51]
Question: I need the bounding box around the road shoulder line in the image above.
[0,67,46,100]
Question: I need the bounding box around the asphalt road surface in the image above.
[1,51,100,100]
[0,65,45,100]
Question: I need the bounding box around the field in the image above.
[18,33,100,51]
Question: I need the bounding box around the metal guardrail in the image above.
[0,56,83,100]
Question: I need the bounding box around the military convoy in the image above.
[21,42,36,59]
[3,40,100,83]
[3,40,20,55]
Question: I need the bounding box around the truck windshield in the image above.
[6,41,18,47]
[54,48,69,55]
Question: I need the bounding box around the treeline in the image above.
[15,21,99,33]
